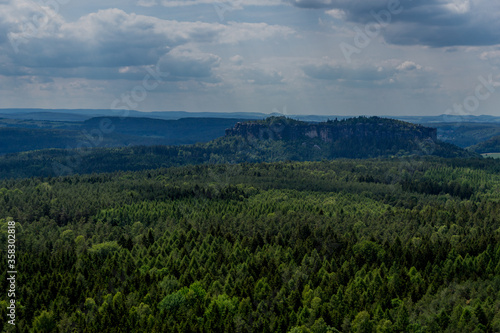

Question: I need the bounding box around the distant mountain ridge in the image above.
[469,135,500,154]
[0,117,249,155]
[0,108,279,121]
[2,108,500,123]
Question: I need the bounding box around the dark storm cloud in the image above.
[288,0,500,47]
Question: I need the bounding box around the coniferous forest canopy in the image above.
[1,155,500,332]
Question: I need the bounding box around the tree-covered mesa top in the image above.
[224,116,463,160]
[226,116,437,143]
[0,157,500,332]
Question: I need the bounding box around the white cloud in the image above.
[157,47,221,80]
[480,50,500,63]
[396,61,422,71]
[0,7,294,76]
[230,55,244,65]
[443,0,470,14]
[325,9,344,19]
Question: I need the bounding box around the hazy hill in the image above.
[3,108,500,123]
[0,112,91,122]
[0,117,248,155]
[399,114,500,124]
[422,122,500,147]
[0,108,276,121]
[469,135,500,154]
[82,117,247,144]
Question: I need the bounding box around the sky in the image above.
[1,0,500,116]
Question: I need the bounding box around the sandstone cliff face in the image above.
[225,118,437,143]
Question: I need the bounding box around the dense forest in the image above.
[1,157,500,332]
[428,123,500,148]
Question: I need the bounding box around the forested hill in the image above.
[0,117,477,179]
[469,135,500,154]
[226,116,437,143]
[225,116,471,159]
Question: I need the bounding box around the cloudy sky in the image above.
[1,0,500,116]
